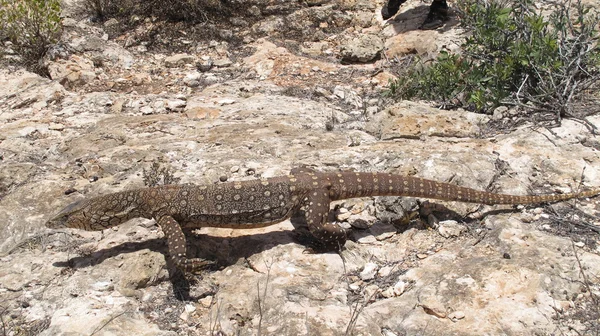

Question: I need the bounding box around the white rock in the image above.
[218,98,236,106]
[360,262,379,281]
[438,220,466,238]
[167,99,187,110]
[92,281,114,292]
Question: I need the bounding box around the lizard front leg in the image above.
[305,190,347,250]
[157,215,214,272]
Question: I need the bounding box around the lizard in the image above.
[46,167,600,272]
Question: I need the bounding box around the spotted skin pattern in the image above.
[47,169,600,272]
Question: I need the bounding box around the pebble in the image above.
[167,99,186,110]
[218,98,236,106]
[360,262,378,281]
[48,123,65,131]
[92,281,114,292]
[377,266,394,278]
[199,296,213,308]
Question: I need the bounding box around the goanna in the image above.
[47,168,600,272]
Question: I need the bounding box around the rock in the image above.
[438,220,466,238]
[218,98,236,106]
[165,53,196,67]
[340,34,384,63]
[103,18,121,38]
[166,99,187,111]
[183,72,203,87]
[47,55,96,87]
[360,262,379,280]
[347,211,377,229]
[92,281,114,292]
[364,284,380,301]
[199,296,213,308]
[384,30,439,58]
[493,106,508,120]
[381,280,407,298]
[197,58,214,72]
[213,58,233,68]
[369,101,488,139]
[185,107,220,120]
[117,250,166,297]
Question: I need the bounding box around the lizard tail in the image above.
[328,172,600,205]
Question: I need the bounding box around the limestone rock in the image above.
[340,34,384,63]
[165,54,196,67]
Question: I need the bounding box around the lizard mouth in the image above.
[46,215,68,228]
[46,199,86,229]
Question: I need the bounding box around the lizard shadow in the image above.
[51,205,518,300]
[52,223,319,300]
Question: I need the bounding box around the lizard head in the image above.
[46,192,144,231]
[46,198,93,229]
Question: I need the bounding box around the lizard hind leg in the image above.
[304,190,347,251]
[157,215,215,273]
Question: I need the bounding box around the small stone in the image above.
[141,292,154,302]
[438,220,466,238]
[349,282,361,291]
[417,253,428,259]
[48,123,65,131]
[165,53,196,67]
[197,59,214,72]
[381,280,406,298]
[336,209,352,221]
[492,106,508,120]
[218,98,236,106]
[199,296,213,308]
[184,304,196,313]
[167,99,187,111]
[377,266,394,277]
[360,262,378,281]
[392,280,406,296]
[574,241,585,248]
[92,281,114,292]
[183,72,202,87]
[204,74,219,85]
[140,106,154,115]
[364,284,380,301]
[213,58,233,67]
[230,166,240,173]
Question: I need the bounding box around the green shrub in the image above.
[387,0,600,121]
[0,0,62,75]
[82,0,227,23]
